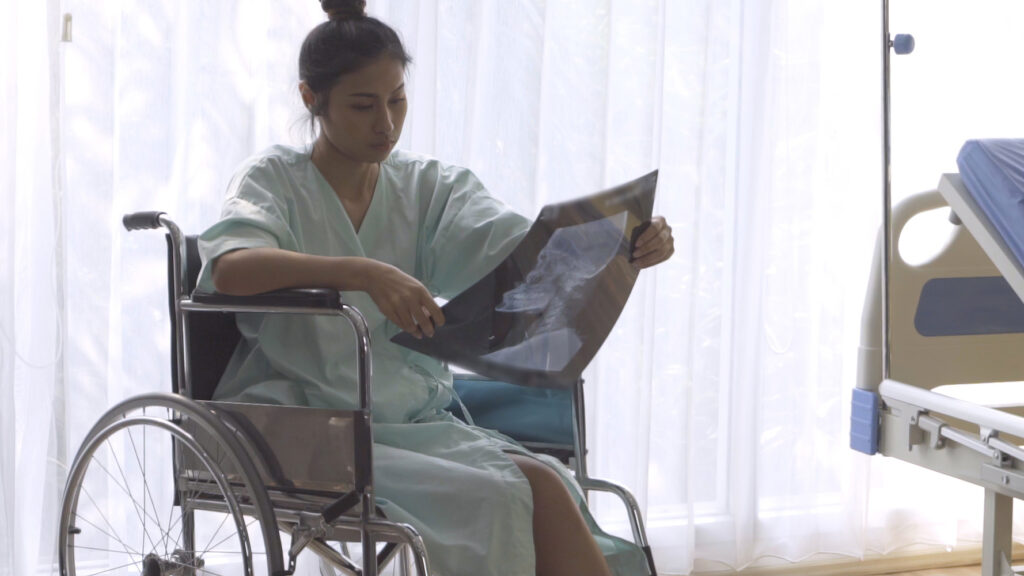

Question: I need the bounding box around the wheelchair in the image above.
[57,212,657,576]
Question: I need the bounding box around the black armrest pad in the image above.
[191,288,343,310]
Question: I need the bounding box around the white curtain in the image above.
[5,0,1024,574]
[2,1,68,575]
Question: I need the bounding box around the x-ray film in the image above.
[392,170,658,389]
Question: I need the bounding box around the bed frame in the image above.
[853,173,1024,576]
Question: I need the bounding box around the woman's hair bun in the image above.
[321,0,366,21]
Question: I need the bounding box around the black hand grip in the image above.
[122,211,166,231]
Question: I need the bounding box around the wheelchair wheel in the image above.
[59,393,284,576]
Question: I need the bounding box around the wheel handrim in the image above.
[59,409,260,576]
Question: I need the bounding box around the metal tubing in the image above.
[340,304,373,417]
[881,0,893,380]
[377,542,401,571]
[340,302,378,576]
[159,216,190,397]
[571,378,588,480]
[915,414,1000,460]
[988,436,1024,464]
[377,523,429,576]
[881,379,1024,440]
[300,536,362,575]
[270,509,432,576]
[579,477,650,553]
[981,489,1014,576]
[361,495,377,576]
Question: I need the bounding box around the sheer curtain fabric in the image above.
[5,0,1024,574]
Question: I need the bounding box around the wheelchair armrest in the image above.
[577,476,652,559]
[191,288,344,311]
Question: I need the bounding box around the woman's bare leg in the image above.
[509,454,613,576]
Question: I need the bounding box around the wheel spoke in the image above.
[171,556,230,576]
[71,544,144,555]
[162,436,182,555]
[91,447,169,538]
[151,507,183,560]
[127,427,164,554]
[82,558,143,576]
[204,517,258,555]
[164,548,233,576]
[65,413,269,576]
[90,458,130,502]
[162,505,186,554]
[168,480,219,558]
[77,487,142,564]
[196,565,229,576]
[71,512,143,561]
[198,511,232,559]
[109,435,159,554]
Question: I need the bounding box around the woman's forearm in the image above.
[210,247,375,295]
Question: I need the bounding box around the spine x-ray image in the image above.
[393,170,658,389]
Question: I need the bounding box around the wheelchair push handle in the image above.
[123,211,167,231]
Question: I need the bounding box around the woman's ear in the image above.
[299,82,316,112]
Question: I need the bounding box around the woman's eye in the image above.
[351,105,373,111]
[389,97,406,105]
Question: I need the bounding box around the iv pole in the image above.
[880,0,915,381]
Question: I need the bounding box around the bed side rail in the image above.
[877,379,1024,494]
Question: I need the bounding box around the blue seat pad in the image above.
[450,378,574,446]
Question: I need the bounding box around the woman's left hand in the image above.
[632,216,674,270]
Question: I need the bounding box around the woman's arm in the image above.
[212,247,444,338]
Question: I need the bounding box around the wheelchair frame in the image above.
[58,211,657,576]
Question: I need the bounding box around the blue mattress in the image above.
[957,139,1024,267]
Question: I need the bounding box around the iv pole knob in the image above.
[892,34,915,55]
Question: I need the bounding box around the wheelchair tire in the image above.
[58,393,285,576]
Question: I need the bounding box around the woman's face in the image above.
[309,56,408,163]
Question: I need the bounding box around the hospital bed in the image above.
[852,139,1024,576]
[56,213,656,576]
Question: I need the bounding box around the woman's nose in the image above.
[374,107,394,134]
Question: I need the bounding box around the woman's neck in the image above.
[310,137,378,203]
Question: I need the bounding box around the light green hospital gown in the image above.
[197,145,650,576]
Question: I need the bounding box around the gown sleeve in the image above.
[419,166,531,300]
[195,158,296,292]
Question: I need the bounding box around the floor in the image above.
[887,566,981,576]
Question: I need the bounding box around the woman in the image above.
[197,1,675,574]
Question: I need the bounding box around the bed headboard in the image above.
[858,175,1024,392]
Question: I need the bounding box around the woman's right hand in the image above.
[363,261,445,338]
[212,248,444,337]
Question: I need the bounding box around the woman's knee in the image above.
[508,454,577,513]
[508,454,613,575]
[509,454,559,487]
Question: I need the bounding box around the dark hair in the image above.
[299,0,412,122]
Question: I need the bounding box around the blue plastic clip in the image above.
[850,388,880,455]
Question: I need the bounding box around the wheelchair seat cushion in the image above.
[448,377,573,446]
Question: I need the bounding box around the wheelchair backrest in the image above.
[167,235,241,401]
